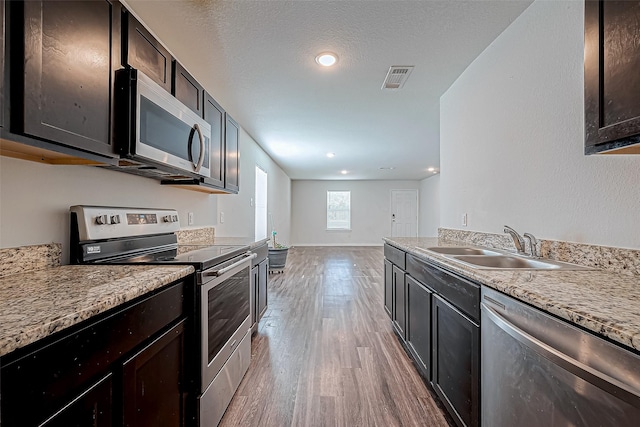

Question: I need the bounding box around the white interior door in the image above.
[391,189,418,237]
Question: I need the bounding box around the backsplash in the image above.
[0,244,62,278]
[176,227,215,245]
[438,228,640,277]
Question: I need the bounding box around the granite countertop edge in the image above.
[0,264,195,358]
[383,237,640,352]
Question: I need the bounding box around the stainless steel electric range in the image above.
[70,205,254,427]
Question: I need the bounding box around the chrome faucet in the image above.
[504,225,526,255]
[523,233,539,258]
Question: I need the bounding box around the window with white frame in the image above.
[326,191,351,230]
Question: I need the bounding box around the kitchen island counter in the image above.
[0,264,194,357]
[384,237,640,352]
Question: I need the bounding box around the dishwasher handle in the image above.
[482,303,640,408]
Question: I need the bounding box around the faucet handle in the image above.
[523,233,539,258]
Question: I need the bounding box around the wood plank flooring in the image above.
[219,246,451,427]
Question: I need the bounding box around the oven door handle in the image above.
[205,252,256,277]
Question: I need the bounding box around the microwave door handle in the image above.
[192,123,205,172]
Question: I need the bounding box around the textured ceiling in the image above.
[124,0,533,180]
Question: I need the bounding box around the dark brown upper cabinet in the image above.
[204,92,225,188]
[585,0,640,154]
[123,11,172,93]
[225,114,240,193]
[173,60,204,117]
[16,0,120,158]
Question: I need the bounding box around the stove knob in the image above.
[172,215,179,222]
[163,215,173,223]
[111,215,121,224]
[95,215,109,225]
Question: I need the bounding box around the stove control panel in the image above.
[163,215,179,223]
[95,214,121,225]
[71,206,181,241]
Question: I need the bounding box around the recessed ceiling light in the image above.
[341,170,348,174]
[316,52,338,67]
[427,167,435,172]
[379,167,395,170]
[327,152,335,158]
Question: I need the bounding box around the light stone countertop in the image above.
[384,237,640,352]
[0,264,194,357]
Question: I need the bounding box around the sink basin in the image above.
[427,247,502,256]
[452,255,591,270]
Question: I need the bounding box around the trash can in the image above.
[268,247,288,272]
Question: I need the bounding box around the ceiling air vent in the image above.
[382,66,414,90]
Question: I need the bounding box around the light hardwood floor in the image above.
[219,246,451,427]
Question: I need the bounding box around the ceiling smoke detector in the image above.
[382,66,414,90]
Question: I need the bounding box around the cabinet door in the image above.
[123,319,186,427]
[383,259,393,318]
[224,114,240,193]
[257,258,268,320]
[432,294,479,427]
[585,0,640,154]
[40,374,112,427]
[22,0,118,157]
[392,265,406,339]
[124,12,172,93]
[173,61,203,117]
[204,92,225,188]
[406,275,432,380]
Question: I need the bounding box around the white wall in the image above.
[291,180,419,246]
[0,157,216,260]
[215,128,292,244]
[419,174,440,237]
[440,0,640,249]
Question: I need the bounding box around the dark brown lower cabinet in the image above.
[40,374,113,427]
[406,275,432,380]
[392,264,406,339]
[0,279,191,427]
[432,294,479,427]
[383,259,393,318]
[123,319,186,427]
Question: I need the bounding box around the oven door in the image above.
[199,252,255,392]
[131,70,212,178]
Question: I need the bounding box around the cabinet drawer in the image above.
[384,243,406,269]
[1,280,186,427]
[406,254,479,322]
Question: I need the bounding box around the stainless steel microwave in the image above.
[115,69,212,178]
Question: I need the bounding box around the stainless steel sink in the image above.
[426,247,502,256]
[452,255,592,270]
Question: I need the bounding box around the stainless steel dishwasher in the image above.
[481,287,640,427]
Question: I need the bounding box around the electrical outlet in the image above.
[250,197,254,207]
[188,212,194,226]
[462,213,468,227]
[220,211,225,224]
